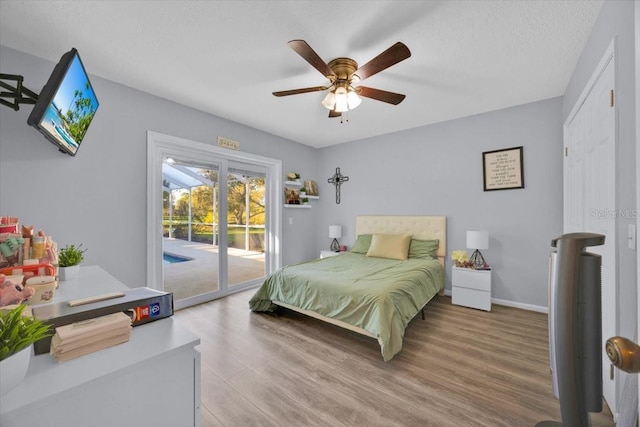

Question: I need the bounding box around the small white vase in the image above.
[0,345,31,396]
[59,265,80,281]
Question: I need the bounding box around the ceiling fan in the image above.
[273,40,411,118]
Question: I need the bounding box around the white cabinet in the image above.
[0,266,201,427]
[451,267,492,311]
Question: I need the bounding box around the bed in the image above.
[249,215,446,361]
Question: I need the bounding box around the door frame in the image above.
[635,0,640,417]
[146,131,282,301]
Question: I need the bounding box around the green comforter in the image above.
[249,252,444,361]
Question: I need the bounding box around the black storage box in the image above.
[32,287,173,355]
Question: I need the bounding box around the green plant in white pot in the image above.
[0,305,52,395]
[58,244,87,281]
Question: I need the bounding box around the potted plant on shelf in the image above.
[299,187,307,197]
[0,304,52,395]
[58,244,87,281]
[287,172,300,182]
[302,197,309,205]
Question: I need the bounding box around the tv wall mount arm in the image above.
[0,73,39,111]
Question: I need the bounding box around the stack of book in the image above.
[50,312,132,362]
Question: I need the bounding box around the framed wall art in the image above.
[482,146,524,191]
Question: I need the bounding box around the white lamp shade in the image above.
[467,231,489,250]
[329,225,342,239]
[321,91,335,110]
[346,90,361,109]
[334,88,349,112]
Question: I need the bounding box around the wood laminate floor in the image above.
[173,291,615,427]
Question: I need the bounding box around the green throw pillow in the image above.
[408,239,439,259]
[351,234,372,254]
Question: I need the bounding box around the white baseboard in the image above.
[491,297,548,313]
[443,289,548,313]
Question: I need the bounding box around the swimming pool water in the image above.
[163,253,193,264]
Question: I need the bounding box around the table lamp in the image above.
[329,225,342,252]
[467,230,489,269]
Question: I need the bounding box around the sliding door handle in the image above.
[606,336,640,374]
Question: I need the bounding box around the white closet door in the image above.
[564,46,617,416]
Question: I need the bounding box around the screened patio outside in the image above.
[161,161,265,302]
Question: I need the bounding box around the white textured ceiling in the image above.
[0,1,602,148]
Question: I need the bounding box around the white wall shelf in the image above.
[284,204,311,208]
[285,176,318,206]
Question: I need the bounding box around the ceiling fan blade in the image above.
[288,40,336,80]
[356,86,406,105]
[352,42,411,82]
[328,110,342,118]
[272,86,328,97]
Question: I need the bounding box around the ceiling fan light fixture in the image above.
[346,89,361,109]
[334,98,349,112]
[275,40,411,118]
[321,91,336,110]
[334,86,349,112]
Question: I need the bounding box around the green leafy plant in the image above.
[0,305,52,361]
[58,244,87,267]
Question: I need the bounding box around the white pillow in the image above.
[366,234,412,261]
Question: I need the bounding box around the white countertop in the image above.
[32,264,130,304]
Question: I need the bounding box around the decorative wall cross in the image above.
[327,167,349,204]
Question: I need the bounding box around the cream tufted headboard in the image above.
[355,215,447,264]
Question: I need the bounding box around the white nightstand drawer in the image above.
[451,268,491,292]
[452,287,492,311]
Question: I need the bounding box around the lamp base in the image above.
[330,238,340,252]
[469,249,486,269]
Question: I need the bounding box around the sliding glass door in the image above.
[147,131,281,310]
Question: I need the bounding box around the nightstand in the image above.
[451,267,492,311]
[320,250,341,259]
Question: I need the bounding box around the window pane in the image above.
[163,161,220,300]
[227,170,266,287]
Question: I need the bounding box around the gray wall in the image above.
[0,45,319,287]
[564,0,637,347]
[315,98,564,309]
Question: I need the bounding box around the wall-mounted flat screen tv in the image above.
[27,48,99,156]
